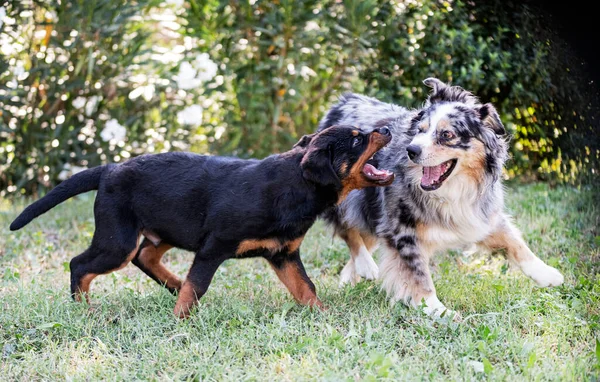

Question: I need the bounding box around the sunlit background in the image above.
[1,0,598,197]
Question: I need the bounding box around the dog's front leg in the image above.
[379,236,458,320]
[174,254,226,319]
[268,249,325,309]
[481,216,564,287]
[339,228,379,285]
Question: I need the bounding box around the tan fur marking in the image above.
[339,132,391,203]
[236,238,283,255]
[340,162,348,174]
[138,243,181,290]
[352,130,359,136]
[420,122,429,131]
[237,237,305,255]
[270,262,323,308]
[436,119,450,130]
[286,236,304,253]
[173,281,198,319]
[75,234,141,303]
[482,224,530,263]
[75,273,98,303]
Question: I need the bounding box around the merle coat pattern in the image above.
[318,78,564,318]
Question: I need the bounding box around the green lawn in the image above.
[0,183,599,381]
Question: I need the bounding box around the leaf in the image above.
[36,322,63,330]
[482,358,493,375]
[596,338,600,364]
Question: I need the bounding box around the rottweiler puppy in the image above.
[10,125,394,318]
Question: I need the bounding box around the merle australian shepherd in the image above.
[318,78,564,318]
[10,125,394,318]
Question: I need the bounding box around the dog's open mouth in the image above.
[362,162,394,185]
[421,159,457,191]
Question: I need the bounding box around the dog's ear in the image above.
[301,144,341,188]
[478,103,505,135]
[293,133,316,149]
[423,77,447,93]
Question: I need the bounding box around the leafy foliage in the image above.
[0,0,598,196]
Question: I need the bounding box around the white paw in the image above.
[521,259,564,287]
[339,260,361,286]
[419,295,459,320]
[354,247,379,280]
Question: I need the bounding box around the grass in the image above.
[0,182,599,381]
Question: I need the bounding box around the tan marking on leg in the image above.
[285,236,304,254]
[236,238,283,255]
[75,234,141,303]
[138,243,181,290]
[173,281,198,319]
[270,262,323,308]
[75,273,98,303]
[480,217,564,287]
[361,231,379,252]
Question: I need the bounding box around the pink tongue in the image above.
[422,164,445,186]
[363,163,390,179]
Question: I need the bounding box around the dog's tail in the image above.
[10,165,107,231]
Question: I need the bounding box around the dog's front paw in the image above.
[339,260,361,286]
[521,260,564,287]
[420,295,460,321]
[354,249,379,280]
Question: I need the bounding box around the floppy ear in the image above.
[293,133,316,149]
[478,103,505,135]
[301,144,341,188]
[423,77,447,93]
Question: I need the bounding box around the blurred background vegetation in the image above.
[1,0,598,197]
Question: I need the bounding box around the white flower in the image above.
[177,105,203,126]
[174,53,218,89]
[165,0,184,6]
[72,97,86,109]
[100,119,126,142]
[175,61,202,90]
[300,65,316,80]
[57,164,87,181]
[128,84,155,101]
[193,53,218,82]
[85,96,100,116]
[304,21,320,32]
[0,7,6,30]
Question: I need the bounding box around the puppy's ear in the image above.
[301,144,341,188]
[423,77,447,93]
[293,133,316,149]
[478,103,505,135]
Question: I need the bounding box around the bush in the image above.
[1,0,597,197]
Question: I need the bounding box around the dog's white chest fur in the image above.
[418,197,498,252]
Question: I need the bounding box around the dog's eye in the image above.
[352,136,362,147]
[440,131,455,140]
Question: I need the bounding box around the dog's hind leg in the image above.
[339,228,378,285]
[268,249,324,309]
[132,238,181,294]
[481,216,564,287]
[70,231,141,303]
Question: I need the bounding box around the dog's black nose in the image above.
[406,144,421,160]
[375,127,391,136]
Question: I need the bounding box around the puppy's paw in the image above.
[354,249,379,280]
[521,260,564,287]
[339,260,361,286]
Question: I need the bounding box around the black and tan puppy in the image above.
[10,125,393,318]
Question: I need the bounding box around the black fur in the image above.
[10,125,392,317]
